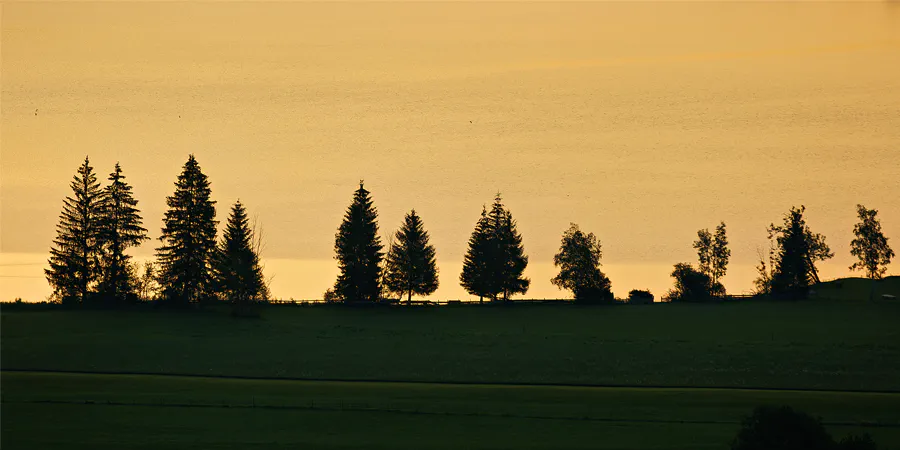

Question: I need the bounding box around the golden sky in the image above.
[2,1,899,301]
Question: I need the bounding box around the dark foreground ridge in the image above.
[6,369,900,395]
[7,398,897,429]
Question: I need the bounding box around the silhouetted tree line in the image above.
[46,156,268,311]
[47,155,894,307]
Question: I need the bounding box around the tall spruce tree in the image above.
[46,156,106,305]
[493,203,530,301]
[769,206,833,298]
[213,200,268,305]
[460,194,530,302]
[97,163,148,304]
[460,206,492,302]
[384,210,439,303]
[334,181,383,303]
[849,204,894,280]
[156,155,218,306]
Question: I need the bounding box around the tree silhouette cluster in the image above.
[47,155,268,308]
[751,206,834,299]
[752,205,892,298]
[48,157,894,305]
[666,222,729,302]
[46,158,148,306]
[460,195,530,302]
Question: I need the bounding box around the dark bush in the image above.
[732,406,879,450]
[577,284,616,304]
[665,263,725,302]
[627,289,654,304]
[837,434,878,450]
[732,406,833,450]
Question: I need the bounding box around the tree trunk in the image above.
[806,255,821,284]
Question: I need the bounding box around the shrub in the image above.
[731,406,833,450]
[731,406,879,450]
[838,434,878,450]
[323,288,340,303]
[627,289,654,304]
[665,263,725,302]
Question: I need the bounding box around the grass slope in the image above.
[3,371,900,450]
[3,301,900,391]
[3,300,900,449]
[814,275,900,301]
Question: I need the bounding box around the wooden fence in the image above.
[266,294,758,306]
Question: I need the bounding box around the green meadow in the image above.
[3,290,900,449]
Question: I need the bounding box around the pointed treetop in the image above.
[76,155,95,176]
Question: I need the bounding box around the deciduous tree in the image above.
[693,221,730,287]
[665,262,723,302]
[693,228,713,278]
[712,222,730,285]
[551,223,613,303]
[849,204,894,280]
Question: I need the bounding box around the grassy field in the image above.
[3,371,900,450]
[3,300,900,390]
[3,297,900,449]
[813,276,900,301]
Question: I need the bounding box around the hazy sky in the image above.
[2,1,899,301]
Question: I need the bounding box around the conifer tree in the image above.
[97,163,148,304]
[460,206,492,302]
[212,200,269,305]
[769,206,833,298]
[156,155,218,305]
[46,156,105,305]
[334,181,383,303]
[493,203,530,301]
[460,194,530,302]
[384,210,439,303]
